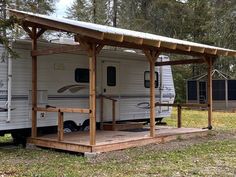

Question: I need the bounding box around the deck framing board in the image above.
[27,129,208,153]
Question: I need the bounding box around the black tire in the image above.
[63,121,77,133]
[81,119,100,131]
[81,119,90,131]
[11,132,28,147]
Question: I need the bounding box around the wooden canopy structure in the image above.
[8,9,236,152]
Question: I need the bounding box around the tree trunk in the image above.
[113,0,117,27]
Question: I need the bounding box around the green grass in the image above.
[0,138,235,176]
[166,108,236,130]
[0,109,235,176]
[0,134,12,143]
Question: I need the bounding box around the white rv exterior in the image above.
[0,40,175,134]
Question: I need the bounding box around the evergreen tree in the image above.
[66,0,109,25]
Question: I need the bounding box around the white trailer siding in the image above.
[0,40,175,131]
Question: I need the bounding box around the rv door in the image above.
[101,61,120,122]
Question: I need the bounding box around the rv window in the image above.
[75,68,89,83]
[144,71,158,88]
[107,66,116,86]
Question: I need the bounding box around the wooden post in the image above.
[225,79,228,109]
[149,61,156,137]
[207,58,213,129]
[31,27,37,138]
[143,50,160,138]
[89,43,97,145]
[177,105,182,128]
[112,100,116,130]
[58,111,64,141]
[100,96,104,130]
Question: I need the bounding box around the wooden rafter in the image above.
[36,28,46,39]
[31,45,85,56]
[96,44,105,54]
[22,24,33,39]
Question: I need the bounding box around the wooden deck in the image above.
[27,127,209,153]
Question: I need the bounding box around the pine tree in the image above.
[66,0,109,25]
[8,0,56,14]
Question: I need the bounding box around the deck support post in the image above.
[177,105,182,128]
[31,27,38,138]
[58,111,64,141]
[112,100,116,130]
[88,43,97,145]
[143,50,160,137]
[207,57,213,129]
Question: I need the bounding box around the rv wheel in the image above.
[82,119,90,131]
[81,119,100,131]
[64,121,77,133]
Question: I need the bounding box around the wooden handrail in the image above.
[100,95,117,130]
[155,103,208,108]
[34,107,91,113]
[33,107,90,142]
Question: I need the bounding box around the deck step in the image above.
[102,122,145,131]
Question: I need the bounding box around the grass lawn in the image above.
[0,109,235,177]
[166,108,236,131]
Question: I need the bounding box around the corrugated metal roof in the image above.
[8,9,236,57]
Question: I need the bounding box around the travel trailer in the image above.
[0,39,175,141]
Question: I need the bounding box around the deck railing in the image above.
[100,95,118,130]
[155,103,208,128]
[33,107,90,141]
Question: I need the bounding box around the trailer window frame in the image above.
[107,66,116,86]
[144,71,158,88]
[75,68,89,83]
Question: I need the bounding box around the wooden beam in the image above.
[205,48,217,55]
[123,36,143,45]
[22,24,33,39]
[112,100,116,130]
[58,111,64,141]
[143,39,161,48]
[228,51,236,57]
[31,27,37,138]
[191,46,205,53]
[81,37,215,57]
[207,57,213,129]
[217,50,228,56]
[143,49,153,63]
[34,107,90,113]
[149,61,156,137]
[177,105,182,128]
[104,33,124,42]
[155,103,208,108]
[31,45,85,56]
[100,96,104,130]
[176,44,191,52]
[155,58,206,66]
[36,28,46,39]
[160,42,177,50]
[28,138,92,153]
[88,43,97,145]
[143,49,160,137]
[96,44,105,54]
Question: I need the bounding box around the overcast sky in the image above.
[54,0,74,18]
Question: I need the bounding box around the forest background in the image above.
[1,0,236,102]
